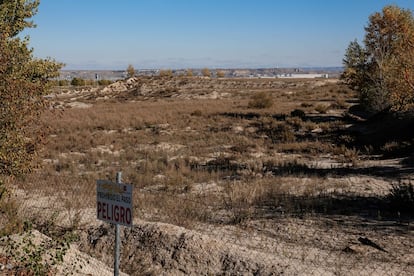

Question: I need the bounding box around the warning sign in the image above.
[97,180,133,227]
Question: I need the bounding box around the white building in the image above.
[277,73,329,79]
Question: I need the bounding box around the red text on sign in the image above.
[97,201,132,225]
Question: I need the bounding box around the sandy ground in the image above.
[4,178,412,275]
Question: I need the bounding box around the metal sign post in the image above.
[114,172,121,276]
[97,171,133,276]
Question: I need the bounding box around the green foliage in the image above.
[0,230,76,275]
[342,5,414,112]
[97,79,112,86]
[58,79,69,86]
[0,1,62,176]
[248,91,273,109]
[70,77,85,86]
[0,0,39,37]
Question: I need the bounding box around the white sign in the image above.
[97,180,133,227]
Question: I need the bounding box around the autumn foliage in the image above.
[342,5,414,112]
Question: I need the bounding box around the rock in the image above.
[66,101,92,109]
[232,126,244,134]
[126,77,138,85]
[153,174,167,181]
[140,83,152,95]
[311,127,323,133]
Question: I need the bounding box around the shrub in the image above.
[58,80,69,86]
[301,102,313,108]
[290,109,306,119]
[98,79,112,86]
[330,99,347,109]
[70,77,86,86]
[257,118,295,143]
[0,179,24,236]
[387,182,414,214]
[191,110,203,116]
[315,104,329,114]
[0,230,76,275]
[277,124,296,143]
[159,69,173,77]
[248,92,273,109]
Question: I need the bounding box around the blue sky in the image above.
[23,0,414,70]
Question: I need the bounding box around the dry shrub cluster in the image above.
[248,91,273,109]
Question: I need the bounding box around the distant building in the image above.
[277,73,328,79]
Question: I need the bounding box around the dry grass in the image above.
[3,77,413,274]
[17,80,345,223]
[16,77,408,227]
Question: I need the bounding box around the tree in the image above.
[201,68,211,78]
[126,64,135,78]
[342,5,414,112]
[342,40,389,111]
[0,0,62,176]
[216,70,225,78]
[0,0,38,36]
[186,69,193,77]
[159,69,173,77]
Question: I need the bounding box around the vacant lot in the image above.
[2,76,413,275]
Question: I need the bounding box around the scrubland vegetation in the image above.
[1,1,413,275]
[31,77,414,223]
[3,75,413,274]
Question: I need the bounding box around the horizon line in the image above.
[61,66,344,71]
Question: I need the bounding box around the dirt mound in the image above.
[82,221,322,275]
[92,76,331,101]
[100,77,139,95]
[79,218,413,276]
[50,76,338,105]
[0,230,128,276]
